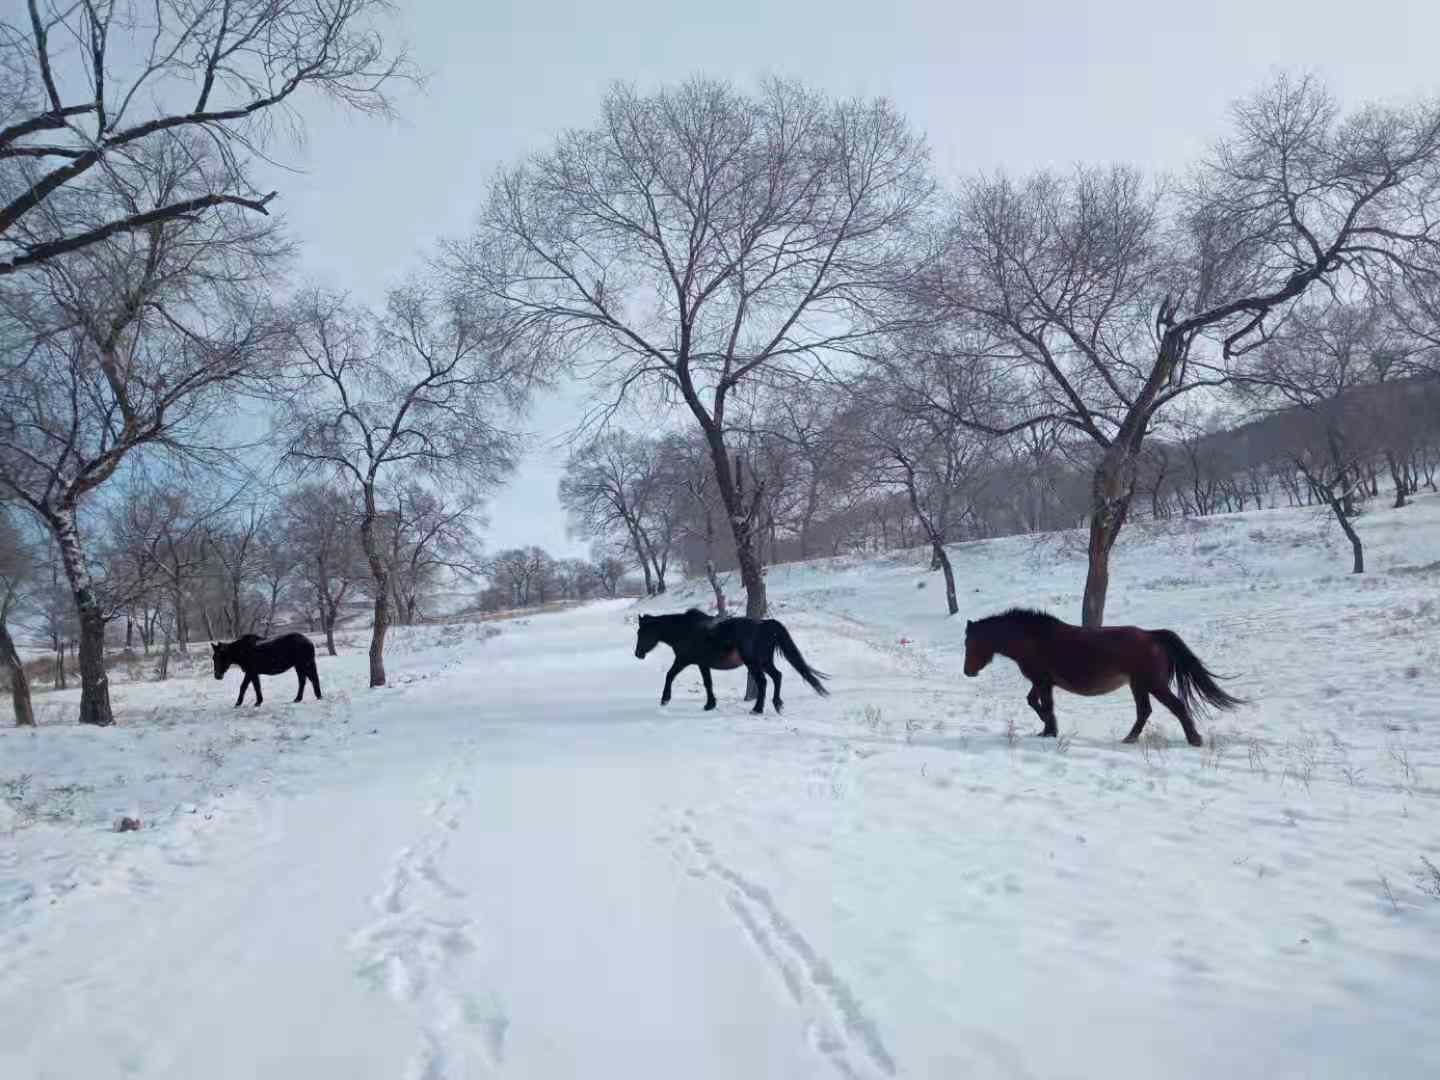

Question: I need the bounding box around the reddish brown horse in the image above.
[963,608,1243,747]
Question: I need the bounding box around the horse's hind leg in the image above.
[294,666,307,703]
[765,661,784,713]
[309,661,322,700]
[1153,685,1204,747]
[748,665,767,715]
[1123,681,1152,743]
[699,666,716,711]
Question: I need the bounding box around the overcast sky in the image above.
[271,0,1440,556]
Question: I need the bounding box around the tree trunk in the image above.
[1081,452,1135,628]
[324,610,338,657]
[0,617,35,727]
[933,541,958,616]
[630,526,654,596]
[1324,493,1365,574]
[359,502,389,688]
[53,639,65,690]
[366,578,389,686]
[1386,451,1408,509]
[706,559,727,614]
[705,442,766,698]
[53,507,113,726]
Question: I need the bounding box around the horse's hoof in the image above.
[1121,734,1139,744]
[1187,735,1205,748]
[1034,729,1057,738]
[660,698,670,707]
[703,702,717,711]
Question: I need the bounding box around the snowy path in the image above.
[1,607,876,1079]
[4,498,1440,1078]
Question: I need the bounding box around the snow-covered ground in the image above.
[2,496,1438,1079]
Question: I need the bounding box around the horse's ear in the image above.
[211,642,219,651]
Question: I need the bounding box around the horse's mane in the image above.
[642,608,714,626]
[972,607,1063,632]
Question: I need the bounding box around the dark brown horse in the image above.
[962,608,1242,747]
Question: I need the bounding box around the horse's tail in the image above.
[1151,629,1244,716]
[770,621,830,697]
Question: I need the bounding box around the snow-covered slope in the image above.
[2,496,1437,1079]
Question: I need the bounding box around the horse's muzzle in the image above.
[634,648,645,660]
[213,672,224,681]
[963,668,978,678]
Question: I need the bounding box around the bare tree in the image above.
[756,392,857,562]
[0,0,412,276]
[483,546,553,609]
[663,430,733,613]
[381,483,484,626]
[1233,299,1399,573]
[103,479,235,678]
[587,540,628,598]
[451,77,933,639]
[279,281,542,686]
[282,483,365,656]
[851,346,997,615]
[935,74,1440,625]
[208,504,269,636]
[0,505,38,725]
[0,197,287,723]
[558,431,670,595]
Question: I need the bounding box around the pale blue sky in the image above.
[272,0,1440,555]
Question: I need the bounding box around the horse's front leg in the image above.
[251,675,263,707]
[661,659,689,706]
[748,665,767,715]
[700,666,717,710]
[234,674,251,708]
[1026,680,1058,737]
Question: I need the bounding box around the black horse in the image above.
[212,633,322,707]
[634,609,830,714]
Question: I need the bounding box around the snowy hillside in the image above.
[2,496,1438,1079]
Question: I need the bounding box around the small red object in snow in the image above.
[114,817,142,833]
[898,637,910,646]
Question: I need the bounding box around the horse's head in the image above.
[634,614,661,660]
[962,620,994,677]
[211,641,231,680]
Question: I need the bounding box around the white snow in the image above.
[2,496,1438,1078]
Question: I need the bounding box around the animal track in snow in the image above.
[349,745,507,1078]
[665,819,896,1080]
